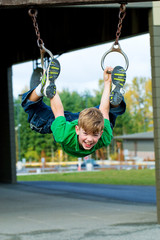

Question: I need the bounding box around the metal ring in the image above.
[41,45,54,59]
[37,39,44,49]
[101,42,129,72]
[28,9,38,17]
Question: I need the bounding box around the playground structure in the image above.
[0,0,160,222]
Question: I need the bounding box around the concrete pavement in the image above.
[0,182,159,240]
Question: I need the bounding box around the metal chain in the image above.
[28,8,55,69]
[115,3,126,45]
[28,9,44,49]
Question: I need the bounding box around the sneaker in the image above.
[110,66,126,106]
[30,68,43,89]
[41,58,61,98]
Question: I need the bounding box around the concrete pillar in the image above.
[0,64,16,183]
[149,1,160,224]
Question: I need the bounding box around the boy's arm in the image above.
[50,92,64,118]
[99,67,113,120]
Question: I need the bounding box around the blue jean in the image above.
[21,88,126,134]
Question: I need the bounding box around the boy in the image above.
[22,59,126,157]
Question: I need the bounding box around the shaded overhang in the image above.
[0,1,157,65]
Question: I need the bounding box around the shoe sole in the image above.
[110,66,126,106]
[48,58,61,82]
[46,83,56,99]
[110,86,123,106]
[45,58,61,98]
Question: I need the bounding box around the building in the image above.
[114,131,155,161]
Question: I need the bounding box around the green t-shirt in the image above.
[51,116,113,157]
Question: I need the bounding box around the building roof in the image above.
[114,131,154,140]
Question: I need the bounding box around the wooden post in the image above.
[149,1,160,224]
[0,65,16,183]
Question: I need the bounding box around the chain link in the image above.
[115,3,126,45]
[29,6,126,50]
[28,9,44,48]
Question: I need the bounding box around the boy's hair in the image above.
[78,108,104,134]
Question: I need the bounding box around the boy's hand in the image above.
[103,67,113,83]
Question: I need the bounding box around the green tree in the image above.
[125,77,153,133]
[25,147,39,162]
[60,89,85,112]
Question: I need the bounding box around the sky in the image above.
[12,33,151,98]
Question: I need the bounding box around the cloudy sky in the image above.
[12,33,151,98]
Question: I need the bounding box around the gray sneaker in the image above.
[110,66,126,106]
[30,68,43,89]
[41,58,60,98]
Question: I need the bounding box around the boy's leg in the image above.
[22,58,61,134]
[109,97,126,129]
[22,88,80,134]
[21,88,55,134]
[28,88,42,102]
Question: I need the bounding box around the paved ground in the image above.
[20,181,156,204]
[0,182,159,240]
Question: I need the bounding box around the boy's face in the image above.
[75,126,103,150]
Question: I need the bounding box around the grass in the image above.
[17,169,155,186]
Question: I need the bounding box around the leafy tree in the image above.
[124,77,153,133]
[60,89,84,112]
[25,147,39,162]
